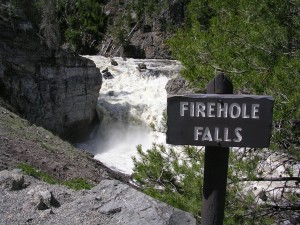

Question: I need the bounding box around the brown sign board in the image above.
[167,94,274,148]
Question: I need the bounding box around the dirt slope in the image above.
[0,98,130,185]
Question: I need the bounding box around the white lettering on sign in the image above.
[179,101,260,119]
[196,102,206,117]
[180,102,188,116]
[207,103,215,117]
[190,102,195,117]
[229,103,241,118]
[194,127,243,143]
[182,101,256,144]
[214,127,222,142]
[233,127,243,142]
[242,104,249,118]
[217,103,228,118]
[251,104,259,119]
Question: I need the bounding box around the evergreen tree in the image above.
[167,0,300,154]
[61,0,107,54]
[133,145,283,224]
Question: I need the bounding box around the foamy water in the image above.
[82,55,182,174]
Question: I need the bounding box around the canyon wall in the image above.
[0,18,102,140]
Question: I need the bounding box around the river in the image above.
[80,55,182,174]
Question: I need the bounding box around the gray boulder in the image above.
[165,76,202,95]
[0,169,24,190]
[102,68,109,73]
[91,179,196,225]
[103,71,114,79]
[137,63,147,70]
[25,188,61,211]
[110,59,118,66]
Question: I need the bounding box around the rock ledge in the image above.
[0,169,196,225]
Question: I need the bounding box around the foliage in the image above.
[108,12,131,46]
[134,0,160,22]
[17,163,93,190]
[167,0,300,155]
[17,163,58,184]
[59,0,107,54]
[133,145,281,224]
[0,0,19,22]
[133,144,204,220]
[63,178,93,191]
[1,0,107,54]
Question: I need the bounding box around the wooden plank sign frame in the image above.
[167,94,274,148]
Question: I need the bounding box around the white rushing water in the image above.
[82,55,183,174]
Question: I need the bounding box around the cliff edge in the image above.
[0,17,102,141]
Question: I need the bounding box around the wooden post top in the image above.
[206,72,233,94]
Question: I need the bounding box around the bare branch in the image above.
[236,177,300,182]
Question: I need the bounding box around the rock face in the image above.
[0,18,102,140]
[101,0,187,59]
[125,27,172,59]
[0,169,196,225]
[165,76,202,95]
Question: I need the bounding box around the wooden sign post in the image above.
[202,73,232,225]
[166,72,274,225]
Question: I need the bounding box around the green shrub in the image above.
[64,178,93,191]
[133,145,277,224]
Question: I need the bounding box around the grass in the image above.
[17,163,93,190]
[64,178,93,191]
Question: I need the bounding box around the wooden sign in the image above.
[167,94,274,148]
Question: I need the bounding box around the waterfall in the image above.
[81,55,182,174]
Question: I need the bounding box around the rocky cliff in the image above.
[0,17,102,140]
[100,0,187,59]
